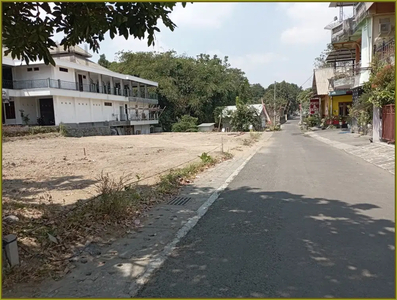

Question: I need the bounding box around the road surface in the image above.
[138,119,395,298]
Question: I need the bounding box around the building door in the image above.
[338,102,350,117]
[78,74,83,91]
[39,98,55,125]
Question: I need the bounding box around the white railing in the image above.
[353,2,369,32]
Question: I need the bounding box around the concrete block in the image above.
[3,234,19,266]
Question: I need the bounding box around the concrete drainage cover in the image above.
[167,196,192,206]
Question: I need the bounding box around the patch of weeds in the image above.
[59,123,70,137]
[249,131,261,141]
[199,152,215,164]
[267,125,281,131]
[242,138,253,146]
[2,150,234,291]
[222,152,233,160]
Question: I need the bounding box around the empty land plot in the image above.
[3,132,254,207]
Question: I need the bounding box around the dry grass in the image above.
[2,152,233,289]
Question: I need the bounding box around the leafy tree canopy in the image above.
[171,115,198,132]
[230,104,262,132]
[314,43,334,69]
[2,2,188,66]
[262,81,302,116]
[110,51,252,130]
[248,83,266,104]
[98,54,111,69]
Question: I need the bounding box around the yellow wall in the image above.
[331,95,352,116]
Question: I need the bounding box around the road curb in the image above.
[130,134,272,296]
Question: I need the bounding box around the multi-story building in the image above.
[2,45,161,135]
[324,2,395,138]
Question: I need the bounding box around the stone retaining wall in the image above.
[61,125,111,137]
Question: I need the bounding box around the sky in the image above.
[70,2,353,90]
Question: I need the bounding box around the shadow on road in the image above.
[138,186,395,298]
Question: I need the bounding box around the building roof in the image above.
[198,123,216,127]
[2,46,158,87]
[50,44,92,58]
[222,104,263,118]
[313,68,335,96]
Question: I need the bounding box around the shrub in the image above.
[304,115,321,127]
[230,104,261,132]
[171,115,199,132]
[199,152,215,164]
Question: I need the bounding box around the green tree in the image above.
[262,81,302,117]
[297,88,313,116]
[230,104,261,132]
[110,51,251,130]
[314,43,334,68]
[171,115,198,132]
[98,54,111,69]
[249,83,266,104]
[2,2,188,66]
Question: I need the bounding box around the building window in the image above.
[59,67,68,72]
[34,67,39,71]
[5,101,16,119]
[104,102,112,106]
[83,75,86,79]
[27,68,33,72]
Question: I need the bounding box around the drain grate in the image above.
[167,196,192,206]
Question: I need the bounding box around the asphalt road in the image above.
[138,119,395,298]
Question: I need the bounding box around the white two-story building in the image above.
[2,45,160,135]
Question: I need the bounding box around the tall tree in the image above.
[314,43,334,68]
[110,51,251,130]
[249,83,266,104]
[2,2,188,66]
[262,81,302,117]
[98,54,111,69]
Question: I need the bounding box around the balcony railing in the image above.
[331,18,354,43]
[353,2,369,32]
[333,76,356,89]
[374,38,395,62]
[2,78,158,102]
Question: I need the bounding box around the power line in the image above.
[299,75,313,88]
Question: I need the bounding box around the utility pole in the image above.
[273,81,276,126]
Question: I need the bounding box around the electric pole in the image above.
[273,81,276,126]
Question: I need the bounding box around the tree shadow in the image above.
[137,187,395,298]
[2,176,97,201]
[3,184,395,298]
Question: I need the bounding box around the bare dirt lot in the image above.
[3,132,253,207]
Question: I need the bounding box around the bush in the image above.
[171,115,199,132]
[199,152,215,164]
[230,104,262,132]
[2,125,59,137]
[304,115,321,127]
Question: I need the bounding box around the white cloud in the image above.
[171,3,236,29]
[279,3,351,45]
[206,50,288,73]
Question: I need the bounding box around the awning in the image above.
[329,90,352,96]
[325,48,356,63]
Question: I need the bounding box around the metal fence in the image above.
[375,38,395,62]
[382,104,395,143]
